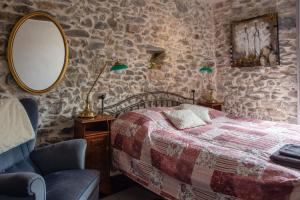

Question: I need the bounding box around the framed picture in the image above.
[231,13,279,67]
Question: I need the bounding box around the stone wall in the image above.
[213,0,298,123]
[0,0,215,145]
[0,0,297,146]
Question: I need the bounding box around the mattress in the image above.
[111,107,300,200]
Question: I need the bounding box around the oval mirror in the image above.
[7,11,68,94]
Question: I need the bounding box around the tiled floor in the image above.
[101,186,162,200]
[100,175,163,200]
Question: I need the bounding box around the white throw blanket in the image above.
[0,98,35,154]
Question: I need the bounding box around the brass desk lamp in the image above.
[79,60,128,118]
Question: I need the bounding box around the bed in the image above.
[103,91,300,200]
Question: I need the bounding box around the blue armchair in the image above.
[0,99,100,200]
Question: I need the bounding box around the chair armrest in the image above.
[0,172,46,200]
[30,139,87,175]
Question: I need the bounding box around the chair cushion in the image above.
[0,98,38,172]
[44,169,99,200]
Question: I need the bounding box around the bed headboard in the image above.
[100,90,195,116]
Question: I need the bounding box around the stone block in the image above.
[66,30,90,38]
[95,21,108,30]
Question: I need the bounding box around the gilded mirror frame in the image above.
[7,11,69,94]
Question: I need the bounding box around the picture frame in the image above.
[231,13,280,68]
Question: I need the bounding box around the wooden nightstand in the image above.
[198,102,223,111]
[74,115,115,195]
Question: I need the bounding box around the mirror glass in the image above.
[7,12,68,94]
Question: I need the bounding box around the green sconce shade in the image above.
[110,62,128,71]
[199,66,213,74]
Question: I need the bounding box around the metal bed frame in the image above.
[99,90,195,116]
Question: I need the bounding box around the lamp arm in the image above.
[85,62,108,104]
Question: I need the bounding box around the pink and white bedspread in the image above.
[111,107,300,200]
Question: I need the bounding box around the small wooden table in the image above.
[198,101,223,111]
[74,115,115,195]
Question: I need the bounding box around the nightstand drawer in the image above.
[85,134,109,147]
[85,135,109,163]
[85,136,109,159]
[74,115,115,194]
[198,102,223,111]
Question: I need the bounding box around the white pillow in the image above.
[163,109,206,130]
[179,104,212,123]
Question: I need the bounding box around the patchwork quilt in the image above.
[111,107,300,200]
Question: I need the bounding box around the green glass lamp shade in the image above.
[110,62,128,71]
[199,66,213,74]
